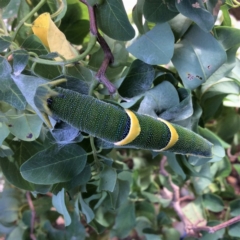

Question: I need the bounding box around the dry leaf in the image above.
[32,12,77,60]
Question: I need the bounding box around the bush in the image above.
[0,0,240,239]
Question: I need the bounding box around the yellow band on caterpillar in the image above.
[157,118,179,151]
[114,109,141,146]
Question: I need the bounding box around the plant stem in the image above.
[0,10,8,35]
[12,0,47,41]
[26,192,36,240]
[90,136,99,163]
[80,0,116,94]
[51,0,65,19]
[29,34,97,66]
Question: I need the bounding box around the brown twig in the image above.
[160,156,240,237]
[26,192,36,240]
[227,147,240,162]
[80,0,116,94]
[192,215,240,233]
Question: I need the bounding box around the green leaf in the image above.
[161,88,192,124]
[52,0,67,22]
[230,199,240,217]
[79,194,95,223]
[2,0,20,19]
[118,59,155,98]
[201,78,240,104]
[108,179,130,209]
[59,0,89,44]
[0,36,11,52]
[168,14,192,41]
[0,141,44,191]
[111,201,136,238]
[61,19,89,45]
[132,0,145,35]
[12,49,29,76]
[201,221,225,240]
[65,65,95,89]
[0,56,26,110]
[0,145,13,158]
[216,108,240,141]
[164,152,186,180]
[199,128,225,162]
[143,0,178,23]
[182,197,205,226]
[51,121,83,144]
[127,23,174,65]
[15,0,31,44]
[192,165,212,194]
[229,222,240,238]
[0,197,19,224]
[0,0,10,8]
[215,26,240,51]
[21,35,48,55]
[138,81,187,121]
[172,25,227,89]
[0,122,9,145]
[43,220,66,240]
[221,5,231,26]
[96,0,135,41]
[66,212,86,240]
[63,165,91,190]
[12,74,48,124]
[203,193,224,212]
[6,110,42,141]
[175,0,215,32]
[98,164,117,192]
[6,226,25,240]
[52,188,71,226]
[211,156,231,178]
[20,144,87,184]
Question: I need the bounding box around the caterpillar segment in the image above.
[34,81,213,157]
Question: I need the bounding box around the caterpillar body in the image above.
[34,80,213,157]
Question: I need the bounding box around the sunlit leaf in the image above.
[127,23,174,65]
[32,12,77,60]
[172,25,227,89]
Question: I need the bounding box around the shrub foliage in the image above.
[0,0,240,239]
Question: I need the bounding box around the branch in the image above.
[26,192,36,240]
[227,147,240,162]
[80,0,116,94]
[191,215,240,234]
[160,156,240,237]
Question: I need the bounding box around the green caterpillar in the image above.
[34,80,213,157]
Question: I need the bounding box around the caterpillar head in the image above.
[34,79,67,128]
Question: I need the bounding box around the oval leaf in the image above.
[98,165,117,192]
[96,0,135,41]
[203,193,224,212]
[143,0,178,23]
[20,144,87,184]
[172,25,227,89]
[175,0,215,32]
[0,57,26,110]
[12,49,29,76]
[118,59,155,98]
[127,23,174,65]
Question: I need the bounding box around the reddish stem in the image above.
[80,0,116,94]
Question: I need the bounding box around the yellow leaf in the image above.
[32,13,77,60]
